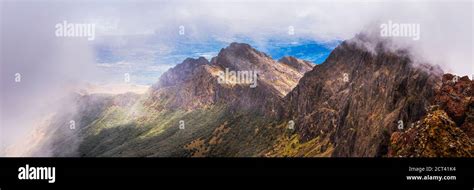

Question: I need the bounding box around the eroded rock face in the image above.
[434,74,473,126]
[461,101,474,141]
[211,42,312,97]
[152,57,209,89]
[284,36,442,157]
[389,109,473,157]
[148,62,222,110]
[386,68,473,158]
[149,42,312,115]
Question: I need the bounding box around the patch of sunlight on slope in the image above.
[95,104,231,157]
[265,123,334,157]
[138,109,188,139]
[84,95,147,135]
[88,106,132,135]
[139,104,230,139]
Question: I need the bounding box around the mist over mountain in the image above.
[9,34,473,157]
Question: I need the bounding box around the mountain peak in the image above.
[228,42,251,49]
[212,42,272,70]
[182,56,209,66]
[152,56,209,89]
[225,42,260,54]
[284,36,444,156]
[148,42,314,112]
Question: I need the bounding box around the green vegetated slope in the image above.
[73,96,283,157]
[69,42,308,157]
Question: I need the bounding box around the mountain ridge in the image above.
[18,37,473,157]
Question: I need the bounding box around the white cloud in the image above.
[77,0,473,76]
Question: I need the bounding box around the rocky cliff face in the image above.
[152,57,209,89]
[434,74,473,131]
[283,36,443,157]
[148,57,219,110]
[388,74,474,157]
[148,42,312,116]
[207,42,313,97]
[389,109,473,157]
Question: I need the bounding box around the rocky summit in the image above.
[283,35,444,157]
[26,36,473,157]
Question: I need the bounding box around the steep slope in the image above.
[210,43,312,97]
[388,74,474,157]
[148,42,312,115]
[14,92,142,157]
[434,74,473,135]
[389,108,473,157]
[280,35,444,157]
[152,57,209,89]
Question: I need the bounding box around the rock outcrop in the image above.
[434,74,473,134]
[387,68,473,157]
[148,42,312,116]
[389,109,473,157]
[284,35,443,157]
